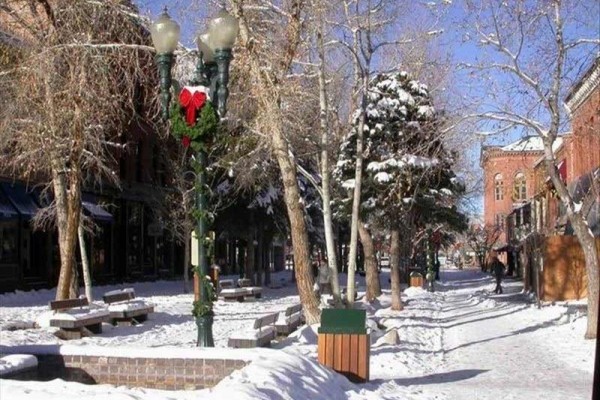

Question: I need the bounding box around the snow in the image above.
[500,136,565,152]
[403,154,439,168]
[417,105,435,118]
[49,308,110,322]
[230,326,276,340]
[2,344,259,361]
[0,269,595,399]
[107,300,153,313]
[342,179,355,190]
[374,171,392,183]
[0,355,37,376]
[103,288,134,297]
[501,136,545,151]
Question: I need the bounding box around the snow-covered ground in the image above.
[0,268,596,399]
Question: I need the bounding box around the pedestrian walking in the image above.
[490,254,506,294]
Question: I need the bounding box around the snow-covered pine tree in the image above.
[334,71,465,309]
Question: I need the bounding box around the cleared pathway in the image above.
[371,268,595,400]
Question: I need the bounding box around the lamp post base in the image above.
[195,314,215,347]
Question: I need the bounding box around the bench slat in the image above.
[285,304,302,316]
[103,291,135,304]
[50,298,88,310]
[237,278,252,288]
[253,312,280,330]
[219,280,234,289]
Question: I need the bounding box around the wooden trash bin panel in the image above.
[410,271,424,288]
[317,309,370,383]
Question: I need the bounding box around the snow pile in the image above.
[0,354,37,377]
[287,324,318,345]
[208,350,370,400]
[404,286,427,296]
[0,321,35,331]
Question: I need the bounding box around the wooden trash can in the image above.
[410,271,423,288]
[317,309,370,382]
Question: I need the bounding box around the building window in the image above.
[495,213,505,229]
[513,172,527,201]
[127,202,143,273]
[0,221,18,264]
[494,174,504,201]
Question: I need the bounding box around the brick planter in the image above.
[1,345,253,390]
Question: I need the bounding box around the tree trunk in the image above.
[316,23,341,306]
[272,127,321,324]
[358,221,381,302]
[570,214,599,339]
[229,0,318,322]
[52,161,82,300]
[245,230,256,285]
[346,77,368,305]
[256,223,264,286]
[78,222,92,302]
[390,229,403,311]
[264,230,273,286]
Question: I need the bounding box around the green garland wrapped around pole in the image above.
[170,84,220,347]
[151,6,238,348]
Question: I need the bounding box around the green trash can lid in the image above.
[318,308,367,334]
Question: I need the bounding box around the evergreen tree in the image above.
[334,71,466,308]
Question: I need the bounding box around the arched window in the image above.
[494,174,504,201]
[513,172,527,201]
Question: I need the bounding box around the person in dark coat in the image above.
[490,255,506,294]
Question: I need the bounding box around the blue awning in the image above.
[82,194,113,223]
[0,182,39,219]
[0,192,18,220]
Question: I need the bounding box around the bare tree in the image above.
[306,0,344,305]
[0,0,157,300]
[225,0,322,324]
[462,0,599,338]
[465,223,502,272]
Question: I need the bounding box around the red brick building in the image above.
[487,56,599,300]
[566,57,600,181]
[480,138,546,249]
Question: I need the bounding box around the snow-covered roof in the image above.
[500,136,544,152]
[500,136,564,153]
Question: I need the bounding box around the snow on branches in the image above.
[334,71,464,228]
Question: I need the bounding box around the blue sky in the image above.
[137,0,215,48]
[135,1,599,215]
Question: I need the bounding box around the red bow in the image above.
[179,88,207,126]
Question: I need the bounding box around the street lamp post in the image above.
[151,7,238,347]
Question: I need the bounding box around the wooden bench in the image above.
[219,279,247,301]
[228,312,279,348]
[275,304,304,335]
[102,288,154,326]
[219,279,262,301]
[49,297,111,340]
[237,278,263,299]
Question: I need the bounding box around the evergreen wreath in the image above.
[169,98,219,151]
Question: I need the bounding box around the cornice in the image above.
[566,57,600,115]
